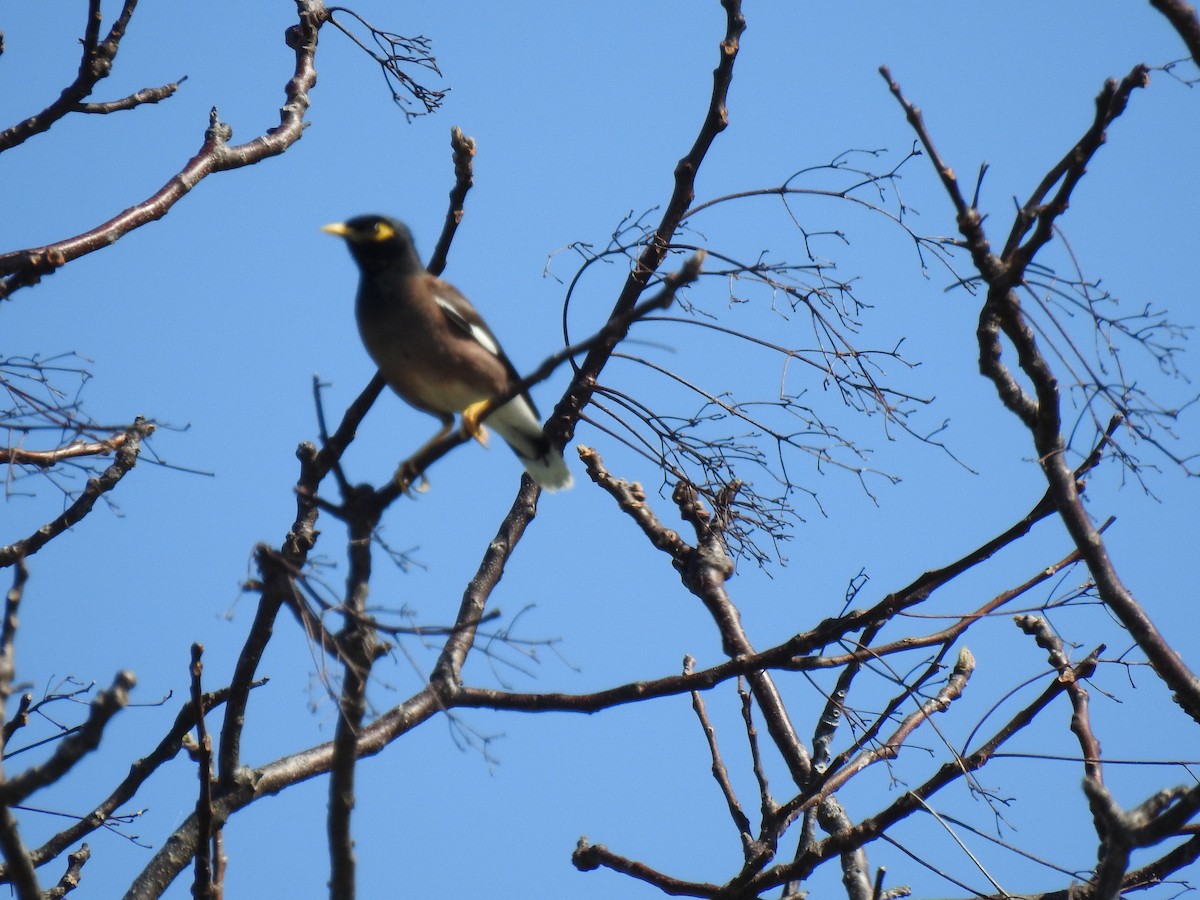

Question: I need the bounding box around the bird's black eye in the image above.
[371,221,396,242]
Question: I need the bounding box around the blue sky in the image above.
[3,2,1199,897]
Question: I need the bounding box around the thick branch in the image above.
[0,431,135,468]
[328,486,381,900]
[0,561,27,727]
[189,645,216,900]
[1149,0,1200,66]
[42,843,89,899]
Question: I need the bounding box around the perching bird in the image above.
[322,214,572,492]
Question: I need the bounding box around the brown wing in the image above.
[431,281,540,418]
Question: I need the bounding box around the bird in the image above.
[322,214,573,492]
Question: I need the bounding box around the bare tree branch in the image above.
[0,0,326,299]
[189,645,216,900]
[0,0,140,152]
[427,125,476,276]
[0,420,155,568]
[686,656,755,849]
[327,486,382,900]
[549,0,746,447]
[884,62,1200,728]
[573,837,722,897]
[42,843,89,899]
[0,672,135,807]
[1149,0,1200,65]
[0,430,137,469]
[0,684,245,880]
[71,77,186,114]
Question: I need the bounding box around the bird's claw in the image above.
[461,402,491,447]
[394,461,431,494]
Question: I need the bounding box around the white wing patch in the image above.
[434,295,501,357]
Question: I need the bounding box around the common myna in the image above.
[322,214,572,492]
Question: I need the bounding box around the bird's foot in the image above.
[394,461,431,494]
[460,402,491,447]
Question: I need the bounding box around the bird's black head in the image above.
[322,214,422,276]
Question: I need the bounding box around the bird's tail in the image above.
[489,400,574,492]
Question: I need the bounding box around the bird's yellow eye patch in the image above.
[371,221,396,241]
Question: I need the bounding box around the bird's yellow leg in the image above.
[461,401,491,447]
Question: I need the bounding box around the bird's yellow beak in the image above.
[321,222,351,237]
